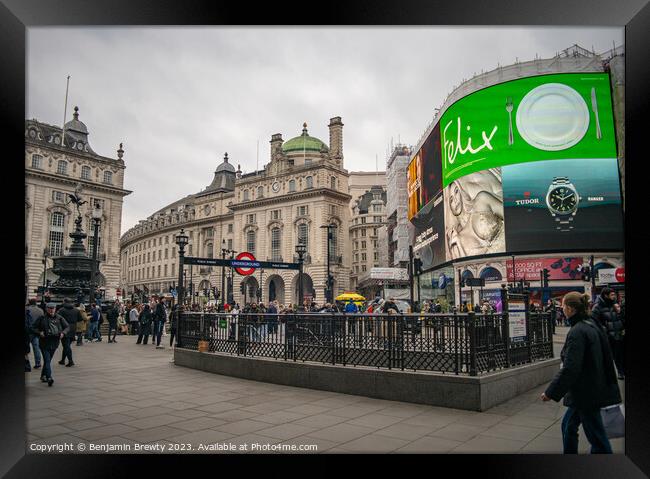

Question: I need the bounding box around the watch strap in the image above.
[551,177,576,231]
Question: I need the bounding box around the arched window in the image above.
[480,267,502,282]
[305,176,313,189]
[57,160,68,175]
[329,227,338,261]
[206,243,213,259]
[298,223,308,251]
[81,165,91,180]
[461,270,474,283]
[243,190,249,201]
[257,186,264,198]
[103,171,113,184]
[48,212,65,257]
[271,227,282,261]
[246,230,256,254]
[289,180,296,192]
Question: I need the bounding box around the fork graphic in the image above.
[505,97,514,146]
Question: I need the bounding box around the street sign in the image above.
[508,299,527,342]
[183,256,300,270]
[235,252,256,276]
[465,278,485,287]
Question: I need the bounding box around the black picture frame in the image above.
[4,0,648,476]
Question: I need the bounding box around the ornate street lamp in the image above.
[89,201,103,304]
[175,229,189,348]
[295,239,307,307]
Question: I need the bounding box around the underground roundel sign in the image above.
[234,252,257,276]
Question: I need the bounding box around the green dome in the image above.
[282,123,329,153]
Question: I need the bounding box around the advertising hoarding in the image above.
[412,191,446,270]
[408,72,623,267]
[440,73,617,187]
[506,257,583,282]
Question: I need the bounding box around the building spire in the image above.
[73,105,79,120]
[302,122,308,136]
[224,152,229,163]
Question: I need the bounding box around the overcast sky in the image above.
[27,27,623,233]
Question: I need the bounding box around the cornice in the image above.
[230,187,351,211]
[26,140,125,169]
[25,169,132,197]
[120,212,235,248]
[237,161,349,187]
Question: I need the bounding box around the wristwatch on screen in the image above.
[545,176,580,232]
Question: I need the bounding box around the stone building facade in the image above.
[347,172,387,291]
[120,117,352,306]
[25,107,131,300]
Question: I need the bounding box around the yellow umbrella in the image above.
[335,292,366,302]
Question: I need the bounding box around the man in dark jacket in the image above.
[591,288,625,379]
[26,299,44,369]
[107,301,120,343]
[32,303,70,386]
[56,298,81,367]
[542,292,621,454]
[153,299,166,348]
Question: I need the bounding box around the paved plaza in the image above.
[25,328,624,454]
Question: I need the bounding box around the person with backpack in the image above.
[137,304,153,345]
[541,292,621,454]
[56,298,81,367]
[31,303,70,386]
[26,299,44,370]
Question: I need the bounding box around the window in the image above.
[361,240,367,249]
[374,229,378,236]
[361,265,367,272]
[227,239,233,250]
[81,166,91,180]
[271,209,281,220]
[246,230,256,254]
[257,186,264,198]
[305,158,312,165]
[305,176,313,188]
[330,229,338,259]
[206,243,213,259]
[172,263,176,276]
[52,191,64,203]
[329,205,339,216]
[361,230,367,237]
[165,236,169,244]
[158,250,162,260]
[172,248,176,258]
[205,228,214,238]
[243,190,249,201]
[246,214,256,224]
[165,249,168,259]
[57,161,68,175]
[330,177,336,189]
[362,253,367,261]
[228,224,233,233]
[157,265,161,277]
[354,253,359,262]
[298,223,308,251]
[289,180,296,192]
[374,252,379,261]
[297,205,308,216]
[361,217,366,224]
[188,244,193,255]
[355,265,359,273]
[31,154,43,169]
[164,264,168,276]
[271,227,282,261]
[48,212,65,257]
[374,216,382,223]
[147,252,151,262]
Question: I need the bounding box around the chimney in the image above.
[328,116,343,162]
[270,133,283,161]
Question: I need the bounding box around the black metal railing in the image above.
[177,311,553,376]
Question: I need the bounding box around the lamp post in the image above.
[295,239,307,307]
[175,229,189,348]
[41,247,50,301]
[221,239,236,309]
[320,223,337,304]
[258,268,264,303]
[89,202,102,304]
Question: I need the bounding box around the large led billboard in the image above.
[410,72,623,267]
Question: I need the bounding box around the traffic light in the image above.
[542,269,550,288]
[413,258,423,275]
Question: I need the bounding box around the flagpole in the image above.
[62,75,70,146]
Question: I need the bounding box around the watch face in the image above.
[272,182,280,192]
[548,186,578,213]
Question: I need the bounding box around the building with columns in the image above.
[25,106,131,300]
[120,117,353,306]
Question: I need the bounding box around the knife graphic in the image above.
[591,87,602,140]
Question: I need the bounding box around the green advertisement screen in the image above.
[440,73,617,187]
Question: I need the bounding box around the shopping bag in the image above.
[218,318,228,329]
[601,404,625,439]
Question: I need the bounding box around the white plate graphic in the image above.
[515,83,590,151]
